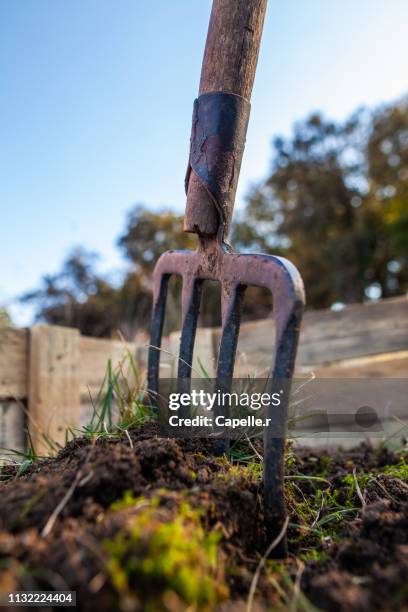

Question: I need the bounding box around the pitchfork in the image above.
[147,0,304,557]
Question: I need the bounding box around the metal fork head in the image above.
[148,237,304,396]
[147,236,304,557]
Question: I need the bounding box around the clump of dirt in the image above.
[0,422,407,611]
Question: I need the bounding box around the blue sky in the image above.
[2,0,408,325]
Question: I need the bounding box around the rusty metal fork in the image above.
[147,0,305,558]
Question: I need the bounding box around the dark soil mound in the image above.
[0,423,407,611]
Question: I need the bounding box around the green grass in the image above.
[79,350,157,441]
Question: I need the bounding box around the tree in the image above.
[118,205,196,276]
[21,248,152,338]
[365,99,408,296]
[233,98,408,309]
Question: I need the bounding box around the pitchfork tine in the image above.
[213,283,246,454]
[177,278,202,380]
[176,278,203,415]
[262,291,303,556]
[148,273,170,407]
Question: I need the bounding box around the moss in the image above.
[246,460,263,480]
[299,548,328,563]
[215,463,256,483]
[110,490,146,512]
[104,495,227,610]
[316,454,334,476]
[285,452,297,469]
[383,457,408,480]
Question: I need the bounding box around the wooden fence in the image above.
[0,296,407,455]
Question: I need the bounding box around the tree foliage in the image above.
[21,248,152,338]
[118,205,196,274]
[233,98,408,308]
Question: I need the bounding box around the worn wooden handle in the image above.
[184,0,267,237]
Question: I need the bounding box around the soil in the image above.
[0,422,407,611]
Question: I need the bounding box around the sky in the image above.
[1,0,408,325]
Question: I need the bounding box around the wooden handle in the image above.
[184,0,267,237]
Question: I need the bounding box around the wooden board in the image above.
[311,350,408,379]
[0,328,28,399]
[298,296,408,365]
[79,336,174,399]
[169,327,217,379]
[213,296,408,377]
[78,336,141,399]
[0,401,25,460]
[28,325,81,454]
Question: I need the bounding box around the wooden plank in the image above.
[288,377,407,433]
[215,296,408,376]
[0,328,28,399]
[168,327,217,379]
[28,325,80,455]
[130,336,173,378]
[298,296,408,365]
[78,336,140,399]
[0,401,25,459]
[78,336,173,400]
[194,328,217,378]
[291,419,406,450]
[311,350,408,379]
